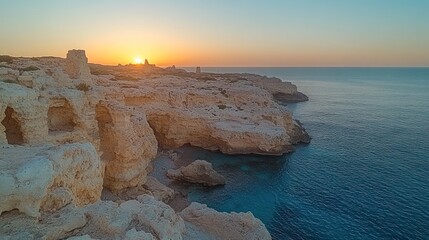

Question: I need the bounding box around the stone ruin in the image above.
[65,49,91,80]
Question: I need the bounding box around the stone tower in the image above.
[65,49,91,79]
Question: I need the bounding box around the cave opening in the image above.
[48,100,76,133]
[1,107,24,145]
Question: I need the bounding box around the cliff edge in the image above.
[0,50,310,239]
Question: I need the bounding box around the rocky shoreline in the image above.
[0,50,309,239]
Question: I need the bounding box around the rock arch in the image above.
[1,107,24,145]
[48,99,77,133]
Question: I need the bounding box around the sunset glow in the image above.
[134,57,143,64]
[1,1,429,66]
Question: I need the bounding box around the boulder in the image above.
[180,202,272,240]
[167,160,226,186]
[0,143,104,217]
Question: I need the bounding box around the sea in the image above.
[169,68,429,239]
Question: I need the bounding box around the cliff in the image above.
[0,50,309,239]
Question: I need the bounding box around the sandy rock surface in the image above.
[180,202,272,240]
[0,195,185,240]
[0,143,104,218]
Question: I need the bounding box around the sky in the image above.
[1,0,429,67]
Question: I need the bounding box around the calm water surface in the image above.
[177,68,429,239]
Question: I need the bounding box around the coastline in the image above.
[0,50,309,239]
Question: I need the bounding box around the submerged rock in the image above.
[167,160,226,186]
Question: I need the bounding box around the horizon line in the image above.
[3,54,428,68]
[171,65,429,68]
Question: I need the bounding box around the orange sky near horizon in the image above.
[1,1,429,67]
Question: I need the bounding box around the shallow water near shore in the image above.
[162,68,429,239]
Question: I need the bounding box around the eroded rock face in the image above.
[167,160,226,186]
[96,101,158,191]
[0,79,100,148]
[0,195,184,240]
[0,82,47,145]
[81,195,185,240]
[244,74,309,103]
[0,143,104,217]
[0,205,87,240]
[180,202,272,240]
[108,74,309,155]
[65,49,91,80]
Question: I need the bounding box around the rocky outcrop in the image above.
[0,195,184,240]
[81,195,185,240]
[106,73,309,155]
[0,55,159,191]
[0,82,48,145]
[101,176,175,203]
[167,160,226,186]
[0,143,104,217]
[65,50,91,80]
[244,74,309,103]
[92,62,309,155]
[97,101,158,191]
[0,195,272,240]
[146,110,295,155]
[0,77,99,148]
[180,202,271,240]
[0,205,88,240]
[290,120,311,144]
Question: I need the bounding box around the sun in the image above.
[134,57,143,64]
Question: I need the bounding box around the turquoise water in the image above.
[181,68,429,239]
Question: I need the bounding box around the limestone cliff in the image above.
[0,50,309,239]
